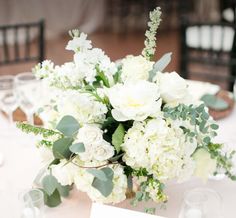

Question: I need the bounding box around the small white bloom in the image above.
[106,80,161,121]
[66,33,92,52]
[121,55,154,82]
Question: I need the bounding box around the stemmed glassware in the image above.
[14,72,41,125]
[0,75,18,124]
[179,188,222,218]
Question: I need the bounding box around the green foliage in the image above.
[69,143,85,153]
[16,122,61,139]
[42,175,59,195]
[163,103,218,145]
[112,123,125,153]
[201,94,229,110]
[145,207,156,215]
[149,52,172,81]
[95,65,110,87]
[44,189,62,207]
[56,115,80,137]
[53,137,73,159]
[89,167,114,197]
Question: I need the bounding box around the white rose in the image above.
[51,160,77,186]
[106,80,161,121]
[121,55,154,82]
[77,125,103,145]
[93,140,115,161]
[193,148,217,180]
[156,71,188,105]
[38,147,54,165]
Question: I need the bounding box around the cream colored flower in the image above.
[193,148,217,180]
[121,55,154,82]
[106,80,161,121]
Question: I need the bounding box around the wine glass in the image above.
[14,72,41,125]
[0,75,18,124]
[179,188,222,218]
[19,189,45,218]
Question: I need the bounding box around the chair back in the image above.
[0,20,45,66]
[180,20,236,90]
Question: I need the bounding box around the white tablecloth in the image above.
[0,107,236,218]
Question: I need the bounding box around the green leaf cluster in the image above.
[201,94,229,110]
[87,167,114,197]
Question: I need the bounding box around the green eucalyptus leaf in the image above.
[87,169,108,181]
[69,143,85,153]
[149,52,172,81]
[44,189,62,207]
[53,137,73,159]
[56,115,80,137]
[92,177,113,197]
[57,184,71,197]
[201,94,229,111]
[112,124,125,153]
[42,175,59,196]
[210,124,219,130]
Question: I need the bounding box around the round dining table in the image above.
[0,106,236,218]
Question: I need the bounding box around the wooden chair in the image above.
[0,20,45,66]
[180,20,236,91]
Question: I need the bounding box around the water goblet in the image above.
[14,72,41,125]
[179,187,222,218]
[0,75,18,124]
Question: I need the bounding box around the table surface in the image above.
[0,106,236,218]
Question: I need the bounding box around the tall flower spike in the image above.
[68,29,80,38]
[142,7,162,60]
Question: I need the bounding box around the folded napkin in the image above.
[186,80,220,100]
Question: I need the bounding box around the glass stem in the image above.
[8,111,14,125]
[26,112,34,125]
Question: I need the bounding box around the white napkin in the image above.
[90,203,166,218]
[186,80,220,100]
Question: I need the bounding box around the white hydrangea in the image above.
[76,124,114,162]
[106,80,162,121]
[121,55,154,82]
[122,118,195,181]
[74,164,127,204]
[51,160,78,186]
[57,90,108,125]
[66,32,92,52]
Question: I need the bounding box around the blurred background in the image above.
[0,0,235,90]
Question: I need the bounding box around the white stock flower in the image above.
[51,160,78,186]
[38,146,54,165]
[66,33,92,52]
[156,71,188,105]
[106,80,161,121]
[121,55,154,82]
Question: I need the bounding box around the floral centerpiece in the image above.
[17,7,236,211]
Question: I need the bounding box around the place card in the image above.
[90,203,166,218]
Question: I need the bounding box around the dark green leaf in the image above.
[42,175,59,196]
[210,124,219,130]
[108,153,124,162]
[203,136,211,144]
[56,115,80,137]
[69,143,85,153]
[44,189,62,207]
[112,124,125,153]
[53,137,73,159]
